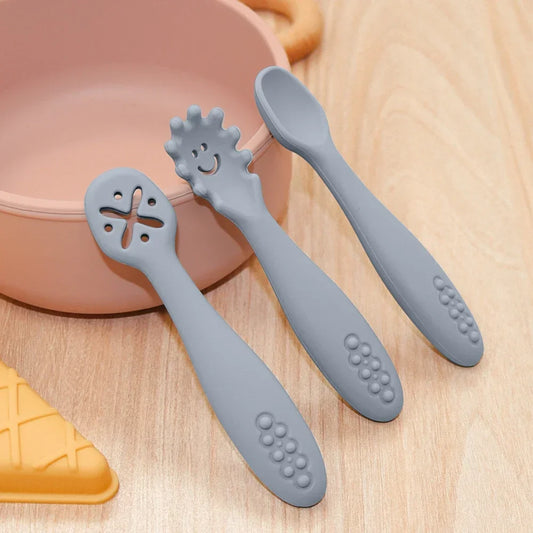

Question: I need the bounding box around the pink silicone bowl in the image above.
[0,0,291,313]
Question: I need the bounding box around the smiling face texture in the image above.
[164,106,254,189]
[191,142,221,175]
[164,106,264,220]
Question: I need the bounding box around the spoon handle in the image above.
[85,168,326,507]
[236,209,403,421]
[308,140,483,366]
[143,252,326,507]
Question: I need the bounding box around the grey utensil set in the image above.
[85,67,483,507]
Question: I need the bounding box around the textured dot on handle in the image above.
[285,440,297,453]
[274,424,287,438]
[350,354,361,365]
[272,450,284,462]
[361,344,371,356]
[345,334,359,349]
[449,308,460,319]
[469,331,480,343]
[297,475,311,488]
[371,360,381,370]
[445,287,456,298]
[380,374,390,385]
[295,457,307,469]
[283,466,295,478]
[434,277,445,290]
[370,382,381,393]
[258,415,273,429]
[465,316,474,326]
[361,369,371,379]
[383,390,394,402]
[440,293,450,305]
[262,435,274,446]
[458,321,468,333]
[457,302,465,312]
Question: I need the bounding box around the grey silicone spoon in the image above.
[254,66,483,367]
[84,168,326,507]
[164,106,403,422]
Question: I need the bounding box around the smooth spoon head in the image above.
[85,168,177,272]
[254,67,331,156]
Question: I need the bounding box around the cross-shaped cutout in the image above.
[100,188,164,249]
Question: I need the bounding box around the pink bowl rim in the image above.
[0,0,289,219]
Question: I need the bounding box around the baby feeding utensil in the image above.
[254,66,483,367]
[165,106,403,422]
[84,168,326,508]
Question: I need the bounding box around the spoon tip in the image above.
[254,66,330,154]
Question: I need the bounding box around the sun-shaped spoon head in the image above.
[165,106,266,222]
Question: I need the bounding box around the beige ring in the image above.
[240,0,323,63]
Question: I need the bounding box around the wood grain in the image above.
[1,1,532,531]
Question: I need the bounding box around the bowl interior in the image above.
[0,0,284,207]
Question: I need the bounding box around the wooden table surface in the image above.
[1,1,532,531]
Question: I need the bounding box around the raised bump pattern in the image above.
[256,413,312,489]
[344,334,395,403]
[433,276,480,344]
